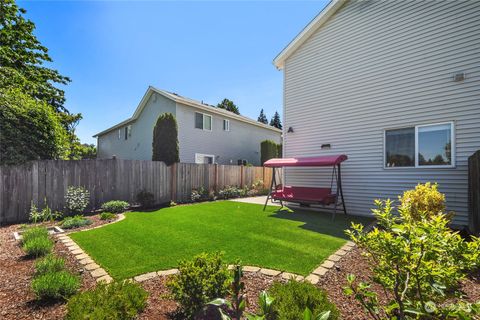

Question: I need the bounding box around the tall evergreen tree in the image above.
[152,113,180,166]
[270,111,282,129]
[257,109,268,124]
[216,98,240,115]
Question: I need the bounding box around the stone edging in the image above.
[59,214,376,286]
[55,214,126,283]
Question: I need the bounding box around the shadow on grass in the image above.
[269,207,374,239]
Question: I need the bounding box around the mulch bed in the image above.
[1,219,479,320]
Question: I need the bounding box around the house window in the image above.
[118,129,121,140]
[223,119,230,131]
[195,112,212,131]
[385,122,454,168]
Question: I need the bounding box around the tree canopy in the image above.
[270,111,282,129]
[152,113,180,166]
[0,0,88,164]
[0,89,69,165]
[216,98,240,115]
[257,109,268,124]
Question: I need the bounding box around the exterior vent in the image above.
[453,72,465,82]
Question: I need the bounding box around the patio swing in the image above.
[263,155,348,220]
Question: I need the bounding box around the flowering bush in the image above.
[65,186,89,215]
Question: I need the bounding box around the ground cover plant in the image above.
[61,215,92,229]
[65,281,148,320]
[344,183,480,319]
[70,201,372,279]
[100,212,116,221]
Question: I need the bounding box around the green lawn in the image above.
[70,201,373,279]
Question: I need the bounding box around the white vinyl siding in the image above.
[282,0,480,225]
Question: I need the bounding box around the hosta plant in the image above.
[344,183,480,320]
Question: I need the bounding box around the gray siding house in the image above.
[274,0,480,226]
[94,87,281,165]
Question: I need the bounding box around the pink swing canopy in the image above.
[264,155,348,168]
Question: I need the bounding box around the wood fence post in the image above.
[171,163,177,202]
[240,165,244,188]
[214,164,218,193]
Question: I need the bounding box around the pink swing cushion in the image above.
[271,185,336,205]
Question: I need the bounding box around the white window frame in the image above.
[118,129,121,140]
[195,112,212,131]
[384,121,455,169]
[223,119,230,131]
[195,153,215,164]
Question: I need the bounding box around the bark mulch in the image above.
[0,224,96,320]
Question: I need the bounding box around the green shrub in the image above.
[32,271,80,300]
[61,215,92,229]
[191,187,208,202]
[65,281,148,320]
[261,140,280,165]
[268,280,339,320]
[344,183,480,319]
[21,226,49,244]
[65,186,90,215]
[135,189,154,208]
[100,212,116,221]
[152,112,179,166]
[35,255,65,276]
[218,186,242,199]
[167,252,230,318]
[101,200,129,213]
[23,236,53,257]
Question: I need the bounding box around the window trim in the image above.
[195,153,215,164]
[383,121,455,169]
[223,119,230,131]
[195,112,212,131]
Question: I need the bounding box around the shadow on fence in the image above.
[0,160,273,224]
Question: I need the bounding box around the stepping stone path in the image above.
[57,215,371,288]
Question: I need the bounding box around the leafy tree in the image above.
[69,143,97,160]
[217,98,240,115]
[270,111,282,129]
[0,88,69,165]
[1,0,84,163]
[257,109,268,124]
[152,113,180,165]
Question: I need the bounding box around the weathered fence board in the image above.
[468,150,480,234]
[0,160,272,224]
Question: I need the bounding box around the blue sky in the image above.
[19,0,328,144]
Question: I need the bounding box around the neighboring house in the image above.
[94,87,281,165]
[274,0,480,226]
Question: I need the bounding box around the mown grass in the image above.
[71,201,373,279]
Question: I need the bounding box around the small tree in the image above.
[217,98,240,115]
[261,140,279,165]
[257,109,268,124]
[152,113,179,165]
[270,111,282,129]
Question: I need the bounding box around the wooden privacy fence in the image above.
[0,159,274,224]
[468,150,480,234]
